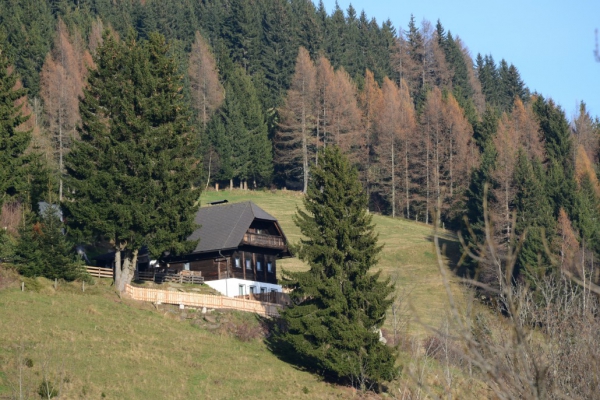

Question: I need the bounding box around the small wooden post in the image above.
[21,282,24,292]
[54,278,57,290]
[82,281,85,292]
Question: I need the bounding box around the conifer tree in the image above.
[279,146,397,388]
[0,46,31,209]
[64,32,200,292]
[15,207,83,281]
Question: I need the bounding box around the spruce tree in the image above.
[0,46,31,209]
[64,31,200,292]
[279,146,397,388]
[15,207,83,281]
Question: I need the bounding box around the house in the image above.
[162,201,292,297]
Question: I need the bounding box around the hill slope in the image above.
[202,189,463,334]
[0,190,466,398]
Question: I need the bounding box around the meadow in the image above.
[0,189,473,399]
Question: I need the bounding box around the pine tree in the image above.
[513,151,555,283]
[64,32,201,292]
[0,46,31,209]
[279,146,397,388]
[15,206,83,281]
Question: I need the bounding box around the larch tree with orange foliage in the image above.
[419,87,474,222]
[375,78,416,218]
[39,19,87,201]
[314,56,336,164]
[329,67,362,157]
[188,31,224,132]
[275,47,317,193]
[357,69,383,200]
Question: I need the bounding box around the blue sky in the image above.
[321,0,600,121]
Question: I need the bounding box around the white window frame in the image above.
[256,260,262,271]
[246,258,252,270]
[267,261,273,273]
[234,257,241,268]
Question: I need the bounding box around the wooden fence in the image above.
[234,291,291,306]
[125,284,282,317]
[134,270,204,285]
[85,266,113,279]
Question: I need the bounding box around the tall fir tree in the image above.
[64,31,201,292]
[0,46,31,209]
[279,146,397,388]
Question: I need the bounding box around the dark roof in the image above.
[188,201,280,253]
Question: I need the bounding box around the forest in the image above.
[0,0,598,295]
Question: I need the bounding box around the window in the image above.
[239,285,244,296]
[256,260,262,271]
[249,286,256,294]
[234,257,241,268]
[184,262,190,271]
[246,258,252,270]
[256,228,262,234]
[270,289,277,293]
[260,287,266,294]
[267,262,273,273]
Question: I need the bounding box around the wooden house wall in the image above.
[168,249,278,284]
[230,250,277,284]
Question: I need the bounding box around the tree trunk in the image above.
[115,248,138,293]
[391,137,395,218]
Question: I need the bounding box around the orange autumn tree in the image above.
[374,77,416,218]
[419,87,474,223]
[275,47,317,192]
[40,19,87,201]
[188,31,224,132]
[357,69,383,200]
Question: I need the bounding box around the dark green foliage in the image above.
[211,67,272,187]
[38,378,59,399]
[16,207,83,281]
[0,1,54,96]
[460,130,498,273]
[476,54,528,113]
[573,174,600,254]
[533,96,577,216]
[279,147,397,387]
[0,46,31,208]
[513,152,555,282]
[64,31,200,260]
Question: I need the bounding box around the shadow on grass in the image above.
[426,233,474,278]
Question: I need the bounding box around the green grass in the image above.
[0,276,347,399]
[202,189,465,334]
[0,189,471,398]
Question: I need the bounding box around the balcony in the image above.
[241,232,286,249]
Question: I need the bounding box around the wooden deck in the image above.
[125,285,282,317]
[241,232,286,249]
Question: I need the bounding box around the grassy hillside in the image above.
[201,189,464,334]
[0,189,471,398]
[0,276,349,399]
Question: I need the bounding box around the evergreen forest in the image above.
[2,0,600,325]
